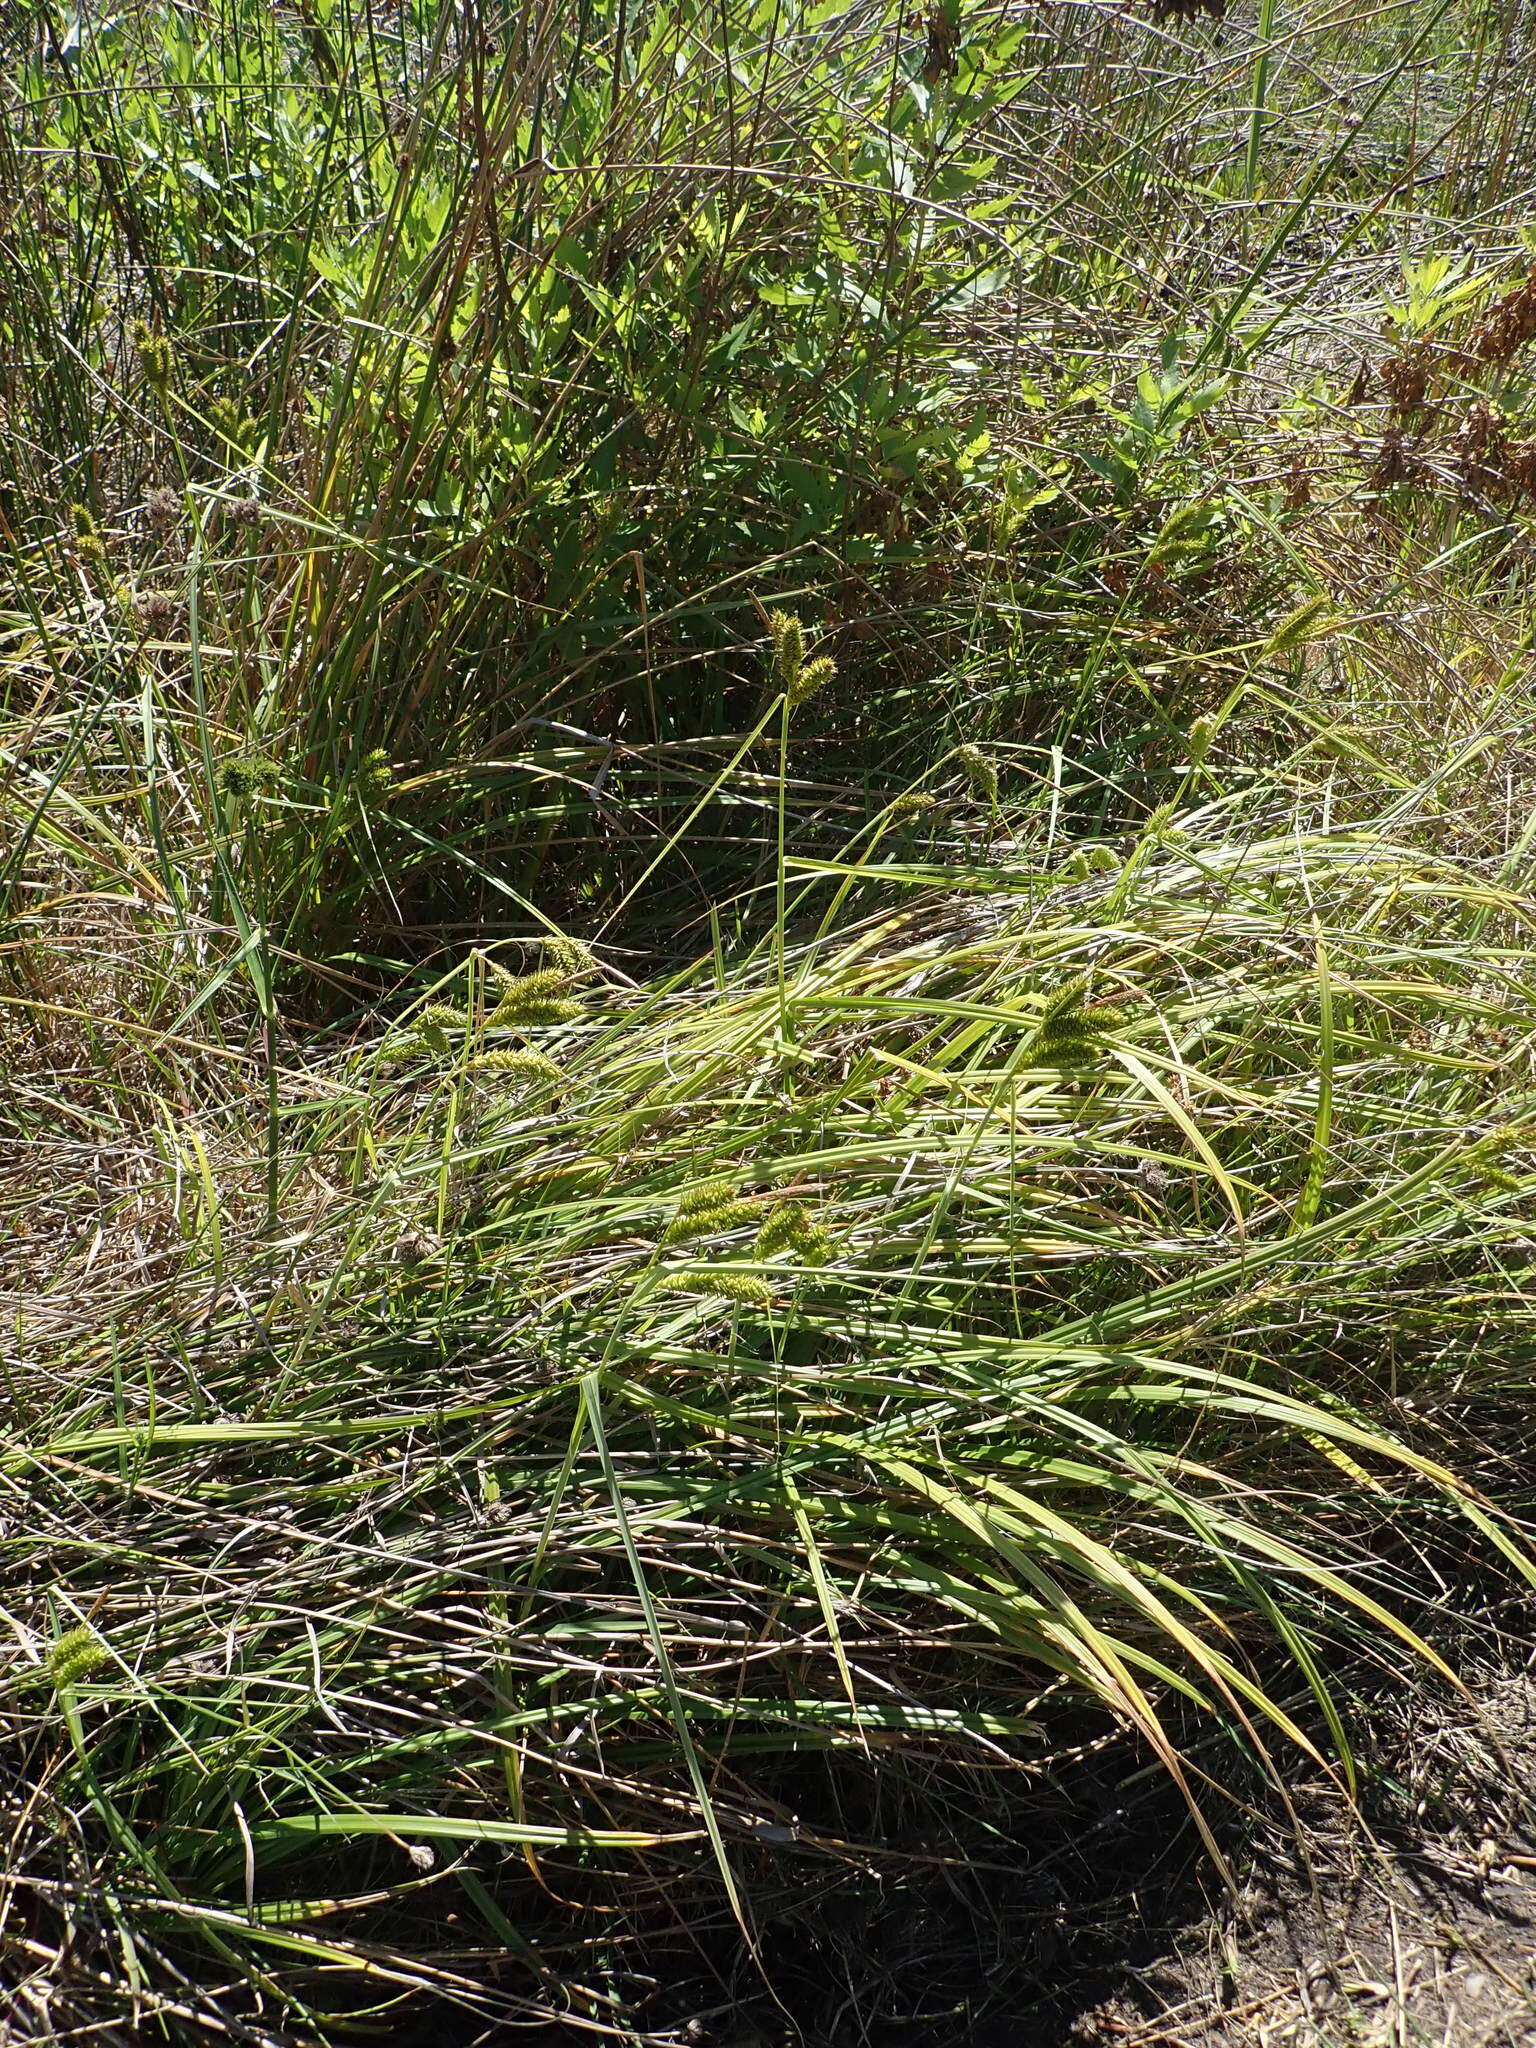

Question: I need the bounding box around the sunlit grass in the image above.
[4,0,1536,2035]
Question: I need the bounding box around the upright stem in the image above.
[255,857,279,1244]
[1245,0,1278,201]
[775,689,791,1040]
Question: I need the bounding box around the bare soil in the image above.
[1061,1666,1536,2048]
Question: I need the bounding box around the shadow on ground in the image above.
[493,1656,1536,2048]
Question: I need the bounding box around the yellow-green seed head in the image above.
[767,609,805,695]
[219,755,281,801]
[754,1200,831,1263]
[1141,800,1185,844]
[132,319,174,385]
[489,967,582,1029]
[50,1625,109,1689]
[1262,592,1333,658]
[662,1195,760,1246]
[658,1267,774,1307]
[544,935,596,975]
[469,1048,561,1085]
[956,743,999,809]
[789,654,837,709]
[889,790,934,822]
[208,394,254,447]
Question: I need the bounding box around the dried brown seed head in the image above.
[144,485,182,533]
[134,588,177,634]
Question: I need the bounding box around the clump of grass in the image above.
[4,760,1535,2032]
[5,0,1536,2035]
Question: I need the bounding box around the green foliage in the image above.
[5,0,1536,2033]
[3,0,1031,956]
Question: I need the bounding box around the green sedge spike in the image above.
[1262,592,1334,659]
[488,967,582,1028]
[956,743,998,810]
[50,1626,109,1689]
[789,653,836,709]
[544,936,596,975]
[490,996,581,1028]
[1037,975,1090,1027]
[489,964,568,999]
[1140,801,1185,845]
[889,790,934,822]
[767,609,804,696]
[469,1048,561,1084]
[754,1200,831,1263]
[658,1268,774,1307]
[662,1198,759,1246]
[132,319,174,386]
[219,756,281,801]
